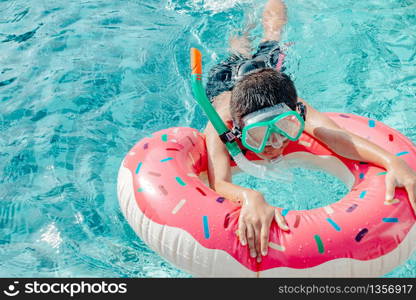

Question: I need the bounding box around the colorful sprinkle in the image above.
[135,162,142,174]
[298,140,311,147]
[382,217,398,223]
[326,218,341,231]
[281,209,289,216]
[223,213,230,228]
[160,157,173,162]
[188,152,196,166]
[175,176,186,186]
[359,162,368,165]
[161,134,168,142]
[346,204,358,213]
[339,114,350,118]
[324,206,334,214]
[203,216,210,239]
[196,187,206,196]
[359,173,365,179]
[355,228,368,242]
[137,187,144,192]
[148,171,161,177]
[388,134,394,142]
[143,143,149,150]
[187,173,197,178]
[314,235,324,254]
[359,191,367,199]
[172,199,186,214]
[368,120,376,128]
[216,197,225,203]
[193,131,198,137]
[186,136,195,146]
[293,215,301,228]
[166,148,180,151]
[269,242,286,252]
[377,171,388,176]
[158,185,168,195]
[396,151,409,157]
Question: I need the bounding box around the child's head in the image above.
[230,68,297,128]
[230,68,299,159]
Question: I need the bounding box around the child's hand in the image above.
[385,159,416,215]
[238,191,289,263]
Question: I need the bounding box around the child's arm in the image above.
[203,122,289,262]
[300,98,416,215]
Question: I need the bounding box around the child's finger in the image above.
[254,225,261,259]
[385,174,396,201]
[246,224,257,258]
[238,221,247,246]
[260,223,270,256]
[275,209,289,231]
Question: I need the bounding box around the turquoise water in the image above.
[0,0,415,277]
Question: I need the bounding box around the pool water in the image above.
[0,0,415,277]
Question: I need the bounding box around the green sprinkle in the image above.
[135,162,142,174]
[175,176,186,186]
[396,151,409,157]
[161,134,168,142]
[314,235,324,254]
[138,187,144,192]
[377,171,388,176]
[368,120,376,128]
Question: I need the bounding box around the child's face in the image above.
[259,139,290,160]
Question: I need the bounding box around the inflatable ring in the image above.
[117,113,416,277]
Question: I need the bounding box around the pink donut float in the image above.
[117,113,416,277]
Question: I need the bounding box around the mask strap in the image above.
[296,102,307,121]
[231,124,242,139]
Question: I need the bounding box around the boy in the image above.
[203,0,416,263]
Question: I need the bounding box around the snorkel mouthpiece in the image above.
[190,48,292,182]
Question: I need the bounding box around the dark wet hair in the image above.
[230,68,298,127]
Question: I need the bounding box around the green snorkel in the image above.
[190,48,241,157]
[190,48,292,182]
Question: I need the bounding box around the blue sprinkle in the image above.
[359,191,367,199]
[203,216,210,239]
[382,218,398,223]
[135,162,142,174]
[368,120,376,128]
[396,151,409,157]
[281,209,289,216]
[326,218,341,231]
[160,157,173,162]
[359,173,365,179]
